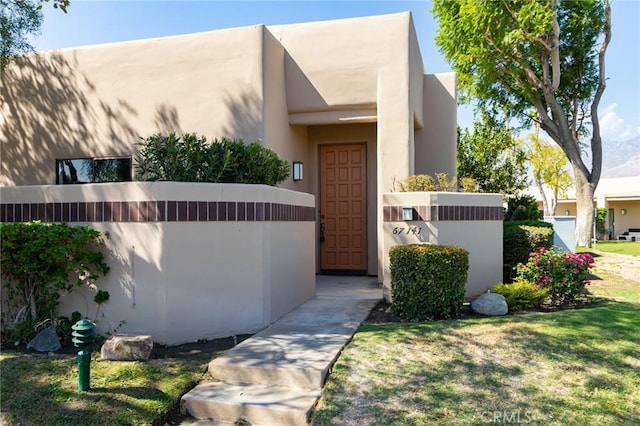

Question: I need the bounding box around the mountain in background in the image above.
[601,135,640,178]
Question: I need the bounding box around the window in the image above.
[56,157,133,184]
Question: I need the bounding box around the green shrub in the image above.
[0,222,110,343]
[392,173,478,192]
[135,132,290,186]
[394,174,438,191]
[435,173,457,191]
[505,194,541,221]
[516,248,595,305]
[595,207,607,238]
[459,176,479,192]
[490,281,549,312]
[503,222,554,282]
[390,244,468,319]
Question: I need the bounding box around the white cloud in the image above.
[599,103,638,141]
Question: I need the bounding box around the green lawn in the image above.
[0,353,208,425]
[312,301,640,425]
[590,241,640,256]
[313,254,640,425]
[2,252,638,425]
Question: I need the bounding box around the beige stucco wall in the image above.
[1,25,269,186]
[415,73,457,177]
[261,29,309,193]
[0,183,315,345]
[382,192,503,300]
[270,13,421,115]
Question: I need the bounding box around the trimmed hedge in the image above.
[503,221,553,282]
[390,244,469,319]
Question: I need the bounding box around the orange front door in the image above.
[319,144,367,273]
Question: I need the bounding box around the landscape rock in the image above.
[471,293,508,316]
[100,334,153,361]
[27,324,62,352]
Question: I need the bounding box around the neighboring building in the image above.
[0,12,457,277]
[529,176,640,240]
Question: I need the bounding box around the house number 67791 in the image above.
[392,227,422,235]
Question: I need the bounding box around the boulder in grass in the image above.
[471,293,508,316]
[100,334,153,361]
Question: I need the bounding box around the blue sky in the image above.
[33,0,639,142]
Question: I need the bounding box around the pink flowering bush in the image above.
[516,248,595,304]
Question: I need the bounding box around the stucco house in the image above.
[1,12,456,278]
[1,13,505,343]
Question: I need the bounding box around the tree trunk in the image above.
[573,170,596,247]
[550,196,557,216]
[534,177,552,216]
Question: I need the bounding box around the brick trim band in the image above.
[384,205,503,222]
[0,201,315,223]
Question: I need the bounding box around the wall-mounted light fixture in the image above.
[292,161,303,181]
[621,208,627,215]
[565,210,570,216]
[402,206,414,221]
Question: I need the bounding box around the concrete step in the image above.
[181,382,321,426]
[207,332,347,390]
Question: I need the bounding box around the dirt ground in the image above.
[589,250,640,283]
[1,334,254,360]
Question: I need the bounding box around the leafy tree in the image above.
[0,0,68,74]
[526,133,573,216]
[433,0,611,247]
[457,115,528,196]
[0,0,41,73]
[40,0,69,12]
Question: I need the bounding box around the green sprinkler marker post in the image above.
[72,319,96,392]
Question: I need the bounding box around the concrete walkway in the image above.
[180,276,382,425]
